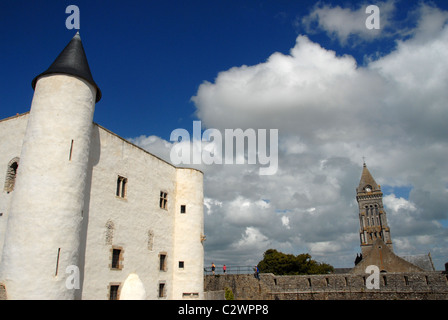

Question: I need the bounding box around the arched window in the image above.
[4,157,19,193]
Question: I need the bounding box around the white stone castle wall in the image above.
[80,125,179,299]
[0,83,204,300]
[0,113,29,264]
[0,75,96,299]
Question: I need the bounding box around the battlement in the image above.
[204,272,448,300]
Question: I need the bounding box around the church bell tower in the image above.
[356,162,393,255]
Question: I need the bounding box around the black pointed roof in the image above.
[31,32,102,102]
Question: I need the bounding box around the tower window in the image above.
[180,205,186,214]
[69,139,74,161]
[159,253,167,271]
[4,158,19,193]
[159,282,166,298]
[112,249,121,269]
[109,284,120,300]
[116,176,127,198]
[159,191,168,209]
[110,247,123,270]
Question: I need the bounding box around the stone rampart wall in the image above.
[204,272,448,300]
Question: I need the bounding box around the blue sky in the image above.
[1,1,448,269]
[3,0,446,140]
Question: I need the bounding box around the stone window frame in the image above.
[159,252,168,272]
[158,281,166,298]
[109,246,124,270]
[116,175,128,199]
[159,191,168,210]
[108,282,121,300]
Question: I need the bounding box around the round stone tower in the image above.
[0,32,101,299]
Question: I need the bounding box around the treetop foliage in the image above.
[257,249,334,275]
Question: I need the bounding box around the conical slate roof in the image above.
[31,32,102,102]
[357,163,379,192]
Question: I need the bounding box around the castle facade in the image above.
[0,33,204,300]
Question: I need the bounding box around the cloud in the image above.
[127,135,173,163]
[131,3,448,270]
[301,0,397,45]
[383,194,417,212]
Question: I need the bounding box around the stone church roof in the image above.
[401,254,435,271]
[350,239,424,274]
[31,32,101,102]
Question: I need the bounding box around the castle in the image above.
[0,33,204,300]
[1,32,445,301]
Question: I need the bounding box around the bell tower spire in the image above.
[356,163,393,255]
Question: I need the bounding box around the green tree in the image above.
[224,287,234,300]
[257,249,334,275]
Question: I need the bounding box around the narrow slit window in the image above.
[180,205,186,214]
[55,248,61,276]
[69,140,74,161]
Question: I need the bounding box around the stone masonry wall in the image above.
[204,272,448,300]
